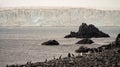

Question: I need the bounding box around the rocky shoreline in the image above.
[7,33,120,67]
[7,48,120,67]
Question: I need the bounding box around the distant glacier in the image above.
[0,8,120,26]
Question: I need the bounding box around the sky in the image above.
[0,0,120,10]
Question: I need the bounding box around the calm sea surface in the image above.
[0,26,120,67]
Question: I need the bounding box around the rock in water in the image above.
[76,38,94,44]
[64,23,110,38]
[75,46,99,53]
[41,40,59,45]
[75,46,89,53]
[75,33,120,53]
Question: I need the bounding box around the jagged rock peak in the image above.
[64,23,110,38]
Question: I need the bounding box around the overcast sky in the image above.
[0,0,120,10]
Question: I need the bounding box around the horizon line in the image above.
[0,6,120,11]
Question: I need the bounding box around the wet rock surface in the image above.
[41,40,59,45]
[64,23,110,38]
[76,38,94,44]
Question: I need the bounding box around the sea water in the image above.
[0,26,120,67]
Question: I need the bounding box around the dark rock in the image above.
[41,40,59,45]
[115,33,120,47]
[68,53,71,57]
[75,33,120,53]
[75,46,90,53]
[89,48,99,53]
[98,33,120,50]
[64,23,110,38]
[75,46,100,53]
[76,38,94,44]
[117,50,120,53]
[97,44,110,50]
[93,33,120,52]
[64,31,77,38]
[96,42,118,52]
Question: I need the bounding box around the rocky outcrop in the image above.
[7,48,120,67]
[75,46,99,53]
[75,33,120,53]
[98,33,120,50]
[41,40,59,45]
[64,23,110,38]
[96,33,120,51]
[76,38,94,44]
[75,46,90,53]
[115,33,120,47]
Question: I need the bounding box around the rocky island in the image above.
[76,38,94,44]
[41,40,59,45]
[64,23,110,38]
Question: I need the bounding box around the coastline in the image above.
[7,48,120,67]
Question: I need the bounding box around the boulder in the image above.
[41,40,59,45]
[115,33,120,47]
[76,38,94,44]
[97,44,111,52]
[117,50,120,53]
[75,46,90,53]
[75,46,99,53]
[64,23,110,38]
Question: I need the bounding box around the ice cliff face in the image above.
[0,8,120,26]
